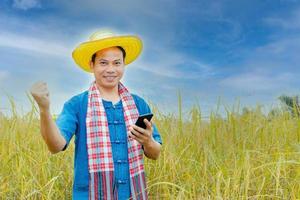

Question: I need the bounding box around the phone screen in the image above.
[135,113,153,129]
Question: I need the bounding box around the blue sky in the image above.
[1,0,300,118]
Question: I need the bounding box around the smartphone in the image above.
[135,113,153,129]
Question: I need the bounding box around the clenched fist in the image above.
[30,81,50,111]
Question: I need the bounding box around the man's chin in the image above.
[95,78,121,88]
[101,82,119,89]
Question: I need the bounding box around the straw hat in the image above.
[72,30,143,73]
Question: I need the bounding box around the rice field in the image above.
[0,95,300,199]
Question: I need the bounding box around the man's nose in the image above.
[106,63,116,72]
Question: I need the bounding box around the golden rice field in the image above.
[0,95,300,199]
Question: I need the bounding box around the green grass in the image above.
[0,95,300,199]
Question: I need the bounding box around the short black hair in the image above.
[91,46,126,63]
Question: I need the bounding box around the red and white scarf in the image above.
[86,81,148,200]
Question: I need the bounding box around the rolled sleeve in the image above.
[152,124,162,145]
[55,99,78,150]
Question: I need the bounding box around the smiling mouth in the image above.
[103,76,117,81]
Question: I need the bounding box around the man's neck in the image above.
[96,82,120,102]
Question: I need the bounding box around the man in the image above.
[30,30,162,200]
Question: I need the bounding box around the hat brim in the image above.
[72,35,143,73]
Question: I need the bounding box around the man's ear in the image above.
[89,61,94,71]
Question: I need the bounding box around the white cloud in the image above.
[220,72,295,91]
[255,36,300,56]
[53,0,169,18]
[264,7,300,30]
[131,43,216,80]
[134,60,215,80]
[0,70,9,83]
[0,31,70,57]
[12,0,41,10]
[217,7,300,101]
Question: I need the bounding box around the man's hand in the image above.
[128,118,154,146]
[30,81,50,111]
[128,119,161,160]
[29,81,66,154]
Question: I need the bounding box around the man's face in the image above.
[90,46,125,90]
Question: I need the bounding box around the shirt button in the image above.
[117,180,126,184]
[116,159,127,163]
[113,120,119,124]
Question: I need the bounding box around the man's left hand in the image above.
[128,118,154,146]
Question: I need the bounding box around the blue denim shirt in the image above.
[55,91,162,200]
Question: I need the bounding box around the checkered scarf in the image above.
[86,81,148,200]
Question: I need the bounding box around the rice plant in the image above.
[0,94,299,199]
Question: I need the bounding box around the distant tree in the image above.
[267,107,281,118]
[242,107,250,116]
[278,95,300,117]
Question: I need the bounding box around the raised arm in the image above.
[30,81,66,154]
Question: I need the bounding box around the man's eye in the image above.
[115,62,121,65]
[100,62,107,65]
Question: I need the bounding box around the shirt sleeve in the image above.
[55,98,78,151]
[135,96,163,146]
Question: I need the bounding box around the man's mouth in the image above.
[103,76,117,81]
